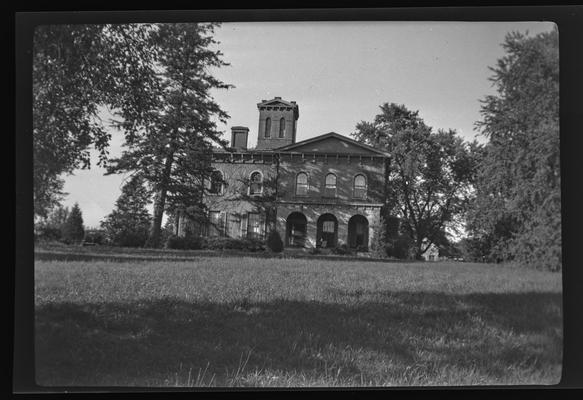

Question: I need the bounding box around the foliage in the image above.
[35,204,70,242]
[266,230,284,253]
[60,203,84,244]
[106,23,232,247]
[83,229,107,245]
[469,29,560,271]
[32,24,160,218]
[370,216,388,258]
[331,244,354,256]
[165,235,204,250]
[101,175,152,247]
[353,104,479,259]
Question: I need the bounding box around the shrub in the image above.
[332,244,354,256]
[165,235,203,250]
[83,229,107,245]
[266,230,284,253]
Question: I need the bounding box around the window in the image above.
[208,170,224,195]
[295,172,308,196]
[227,213,241,238]
[279,117,286,138]
[249,171,263,195]
[264,117,271,138]
[247,212,264,239]
[324,173,337,198]
[353,174,367,199]
[208,211,224,237]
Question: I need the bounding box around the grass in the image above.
[34,254,563,387]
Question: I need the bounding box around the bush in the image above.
[83,229,107,245]
[332,244,355,256]
[165,235,203,250]
[266,230,284,253]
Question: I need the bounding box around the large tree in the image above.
[101,174,152,247]
[60,203,85,244]
[33,24,160,219]
[106,23,232,247]
[469,28,560,271]
[353,103,479,259]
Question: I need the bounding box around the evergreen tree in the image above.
[107,23,232,247]
[61,203,84,244]
[101,175,152,247]
[469,28,560,271]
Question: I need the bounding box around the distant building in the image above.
[177,97,390,250]
[421,242,441,261]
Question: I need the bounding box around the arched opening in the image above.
[348,214,369,250]
[249,171,263,195]
[286,212,307,247]
[295,172,308,196]
[353,174,367,199]
[316,213,338,248]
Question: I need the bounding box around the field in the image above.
[34,254,563,387]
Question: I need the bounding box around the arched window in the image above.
[264,118,271,138]
[279,117,286,138]
[324,173,337,198]
[353,174,367,199]
[208,170,224,195]
[295,172,308,196]
[249,171,263,195]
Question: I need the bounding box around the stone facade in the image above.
[178,97,390,250]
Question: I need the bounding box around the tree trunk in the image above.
[145,152,174,248]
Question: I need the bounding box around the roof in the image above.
[275,132,390,156]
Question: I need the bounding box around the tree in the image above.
[61,203,84,244]
[101,174,152,247]
[353,103,479,260]
[35,204,70,241]
[33,24,160,218]
[469,28,560,271]
[106,23,232,247]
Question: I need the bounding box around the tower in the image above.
[256,97,299,150]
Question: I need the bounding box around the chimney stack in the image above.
[231,126,249,150]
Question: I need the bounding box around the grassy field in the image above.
[34,255,563,387]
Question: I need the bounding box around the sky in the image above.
[60,21,556,228]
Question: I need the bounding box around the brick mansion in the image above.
[176,97,390,250]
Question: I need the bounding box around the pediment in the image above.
[277,132,388,156]
[257,98,297,108]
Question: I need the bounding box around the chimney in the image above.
[231,126,249,150]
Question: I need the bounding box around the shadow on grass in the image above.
[35,291,563,386]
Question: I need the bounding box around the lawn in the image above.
[34,254,563,387]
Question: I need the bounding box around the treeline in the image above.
[356,28,560,271]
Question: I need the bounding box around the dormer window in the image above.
[279,117,286,138]
[324,173,337,198]
[264,118,271,138]
[353,174,367,199]
[249,171,263,195]
[295,172,308,196]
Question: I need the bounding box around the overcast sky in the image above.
[60,21,556,228]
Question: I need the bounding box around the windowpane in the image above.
[279,117,285,138]
[323,220,335,233]
[227,213,241,238]
[208,211,224,237]
[209,171,223,194]
[265,118,271,138]
[250,172,263,195]
[296,173,308,196]
[247,213,264,239]
[325,174,336,187]
[353,174,367,199]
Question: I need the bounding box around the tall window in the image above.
[264,117,271,138]
[353,174,367,199]
[279,117,286,138]
[324,173,337,198]
[208,170,224,195]
[295,172,308,196]
[247,212,264,239]
[249,171,263,195]
[227,213,241,238]
[208,211,224,237]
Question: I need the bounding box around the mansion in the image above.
[177,97,390,250]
